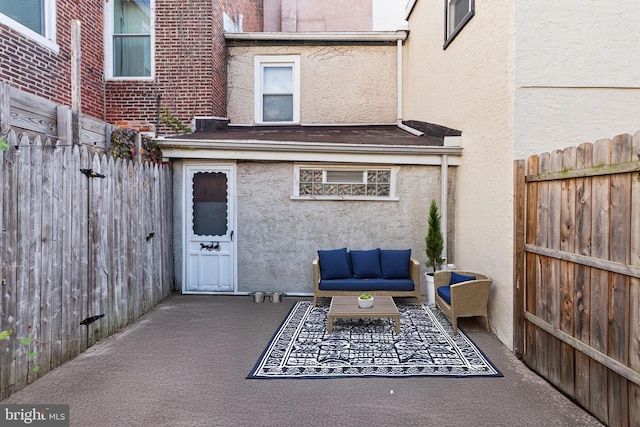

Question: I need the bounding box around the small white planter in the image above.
[424,273,435,306]
[358,297,374,309]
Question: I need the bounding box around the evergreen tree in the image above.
[425,200,444,273]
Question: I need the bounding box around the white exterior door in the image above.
[183,164,236,294]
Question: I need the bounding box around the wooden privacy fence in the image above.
[514,131,640,426]
[0,131,174,399]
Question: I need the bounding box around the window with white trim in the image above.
[0,0,57,50]
[444,0,474,49]
[293,165,398,200]
[105,0,154,79]
[254,56,300,124]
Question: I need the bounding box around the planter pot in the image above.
[270,292,285,303]
[358,297,374,309]
[251,292,265,303]
[424,273,435,306]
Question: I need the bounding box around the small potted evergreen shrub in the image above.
[424,200,444,304]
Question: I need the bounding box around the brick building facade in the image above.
[106,0,263,134]
[0,1,263,134]
[0,0,105,120]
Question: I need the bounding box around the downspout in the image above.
[396,39,422,136]
[441,154,448,264]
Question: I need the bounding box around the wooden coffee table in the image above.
[327,296,401,334]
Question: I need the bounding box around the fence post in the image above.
[513,159,525,358]
[0,81,10,137]
[135,133,142,163]
[57,105,72,145]
[71,20,81,145]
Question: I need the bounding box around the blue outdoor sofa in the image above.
[312,248,421,306]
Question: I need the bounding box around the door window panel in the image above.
[192,172,228,236]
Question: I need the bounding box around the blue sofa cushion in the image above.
[317,248,352,280]
[437,285,451,304]
[450,272,476,285]
[380,249,411,279]
[319,278,415,292]
[350,249,382,279]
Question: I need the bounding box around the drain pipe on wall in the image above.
[396,39,424,136]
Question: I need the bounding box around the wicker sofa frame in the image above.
[434,270,493,335]
[312,257,421,306]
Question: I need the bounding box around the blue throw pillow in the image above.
[318,248,352,280]
[449,271,476,285]
[350,249,382,279]
[380,249,411,279]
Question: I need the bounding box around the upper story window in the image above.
[444,0,474,49]
[254,56,300,124]
[0,0,58,51]
[105,0,154,79]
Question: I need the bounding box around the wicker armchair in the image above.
[434,270,492,335]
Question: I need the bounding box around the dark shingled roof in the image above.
[171,125,444,147]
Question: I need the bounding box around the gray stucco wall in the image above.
[173,159,447,295]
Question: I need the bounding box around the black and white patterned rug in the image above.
[247,301,502,379]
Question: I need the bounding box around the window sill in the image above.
[291,196,399,202]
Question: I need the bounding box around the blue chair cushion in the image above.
[317,248,352,280]
[450,272,476,285]
[350,249,382,279]
[319,278,415,291]
[437,285,451,304]
[380,249,411,279]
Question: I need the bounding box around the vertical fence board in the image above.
[608,134,632,426]
[0,137,4,398]
[1,133,18,399]
[15,133,32,391]
[39,138,54,378]
[513,159,526,356]
[574,141,593,408]
[524,155,539,370]
[559,146,576,396]
[60,145,72,363]
[78,146,90,353]
[536,152,551,378]
[50,140,64,371]
[630,131,640,426]
[28,137,44,384]
[547,150,563,387]
[110,157,122,333]
[589,138,612,423]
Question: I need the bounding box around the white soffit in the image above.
[158,139,462,166]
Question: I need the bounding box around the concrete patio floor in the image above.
[3,294,603,426]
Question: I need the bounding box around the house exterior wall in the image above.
[227,44,398,125]
[172,159,441,294]
[106,0,263,133]
[0,0,105,119]
[514,0,640,159]
[403,0,640,350]
[264,0,372,32]
[403,0,515,347]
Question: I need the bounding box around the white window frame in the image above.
[254,55,300,125]
[0,0,58,52]
[292,164,399,201]
[104,0,155,80]
[444,0,474,49]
